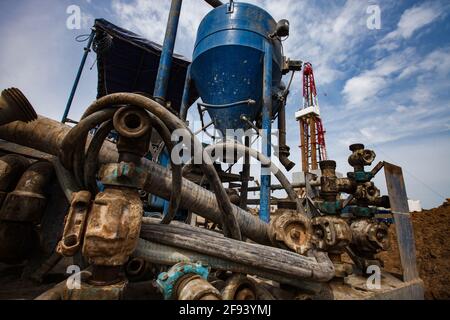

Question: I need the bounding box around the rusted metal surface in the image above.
[268,210,311,254]
[135,238,321,291]
[0,140,54,161]
[350,219,390,254]
[57,191,92,257]
[384,162,420,282]
[0,154,30,206]
[83,188,143,267]
[0,161,54,264]
[221,274,257,300]
[0,88,37,126]
[0,116,270,245]
[348,144,376,171]
[177,275,222,300]
[0,100,423,301]
[64,273,127,300]
[113,106,152,139]
[0,116,118,163]
[311,216,352,254]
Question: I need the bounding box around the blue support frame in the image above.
[260,40,273,223]
[61,29,95,123]
[152,0,183,219]
[153,0,183,103]
[180,65,192,121]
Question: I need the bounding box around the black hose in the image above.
[144,112,182,225]
[62,104,182,225]
[84,120,114,193]
[203,142,305,216]
[80,93,242,241]
[60,108,117,188]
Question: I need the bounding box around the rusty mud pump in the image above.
[0,0,423,301]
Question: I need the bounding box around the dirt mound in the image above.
[379,199,450,300]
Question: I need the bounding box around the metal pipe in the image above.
[136,239,321,290]
[0,116,267,244]
[203,142,304,214]
[203,0,224,8]
[80,93,242,241]
[260,41,273,223]
[142,159,267,243]
[153,0,183,104]
[61,29,95,123]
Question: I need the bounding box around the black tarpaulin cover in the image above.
[94,18,197,113]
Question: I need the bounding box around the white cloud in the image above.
[343,75,385,105]
[111,0,211,58]
[385,3,443,40]
[398,47,450,80]
[342,47,416,106]
[374,2,448,52]
[110,0,371,86]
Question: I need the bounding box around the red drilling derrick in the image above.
[296,62,328,173]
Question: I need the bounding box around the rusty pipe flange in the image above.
[82,188,143,267]
[113,106,152,139]
[0,88,37,126]
[354,182,380,203]
[311,216,352,254]
[221,274,257,300]
[0,161,54,224]
[350,219,390,254]
[348,144,376,168]
[269,210,311,254]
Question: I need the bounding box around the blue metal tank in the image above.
[191,2,283,134]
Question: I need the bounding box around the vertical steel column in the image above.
[180,65,192,121]
[153,0,183,104]
[260,41,273,223]
[61,29,95,123]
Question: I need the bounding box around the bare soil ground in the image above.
[379,199,450,300]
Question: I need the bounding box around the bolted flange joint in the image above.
[156,262,220,300]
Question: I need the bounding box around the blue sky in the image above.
[0,0,449,208]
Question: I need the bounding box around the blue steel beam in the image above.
[61,29,95,123]
[180,65,192,121]
[153,0,183,104]
[260,41,273,223]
